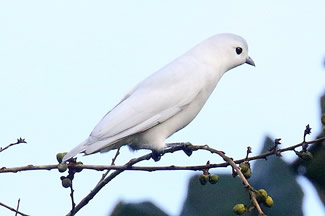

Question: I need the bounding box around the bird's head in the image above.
[193,33,255,72]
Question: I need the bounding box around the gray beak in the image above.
[245,56,255,67]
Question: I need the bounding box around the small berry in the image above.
[199,174,209,185]
[58,163,68,173]
[233,204,246,215]
[300,151,313,161]
[56,152,67,163]
[264,196,274,207]
[242,168,251,179]
[256,189,268,202]
[75,161,83,172]
[239,162,249,173]
[61,177,72,188]
[208,175,219,184]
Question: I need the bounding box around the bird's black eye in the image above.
[236,47,242,55]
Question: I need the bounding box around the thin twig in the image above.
[0,202,29,216]
[0,138,27,153]
[15,198,20,216]
[97,147,120,185]
[245,146,252,160]
[111,147,121,165]
[69,183,76,215]
[229,157,266,216]
[0,164,58,173]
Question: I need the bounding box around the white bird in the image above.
[63,33,255,162]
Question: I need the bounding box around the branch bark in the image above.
[1,136,324,174]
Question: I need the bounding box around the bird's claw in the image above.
[166,142,193,157]
[151,150,162,162]
[181,145,193,157]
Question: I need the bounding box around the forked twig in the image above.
[0,138,27,153]
[97,147,121,185]
[0,201,29,216]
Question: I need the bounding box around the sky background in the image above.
[1,1,325,216]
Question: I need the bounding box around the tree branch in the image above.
[0,201,29,216]
[97,147,121,185]
[1,134,324,215]
[1,136,324,174]
[190,145,266,215]
[66,151,154,216]
[15,198,21,216]
[0,138,26,153]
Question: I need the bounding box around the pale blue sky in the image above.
[1,1,325,216]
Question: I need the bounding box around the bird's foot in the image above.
[151,150,162,162]
[166,142,193,157]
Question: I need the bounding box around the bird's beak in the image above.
[245,56,255,67]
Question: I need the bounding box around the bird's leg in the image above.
[166,142,193,157]
[151,150,162,162]
[152,142,193,161]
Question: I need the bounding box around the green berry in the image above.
[75,161,83,172]
[243,168,251,179]
[301,151,313,161]
[264,196,274,207]
[321,113,325,125]
[233,204,246,215]
[58,163,68,173]
[199,174,209,185]
[256,189,268,202]
[56,152,67,163]
[61,177,72,188]
[208,175,219,184]
[239,162,249,173]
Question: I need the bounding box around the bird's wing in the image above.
[85,57,205,152]
[84,93,196,154]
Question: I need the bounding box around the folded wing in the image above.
[63,56,207,160]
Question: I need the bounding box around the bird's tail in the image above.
[62,139,88,162]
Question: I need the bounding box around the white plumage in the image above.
[63,33,255,162]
